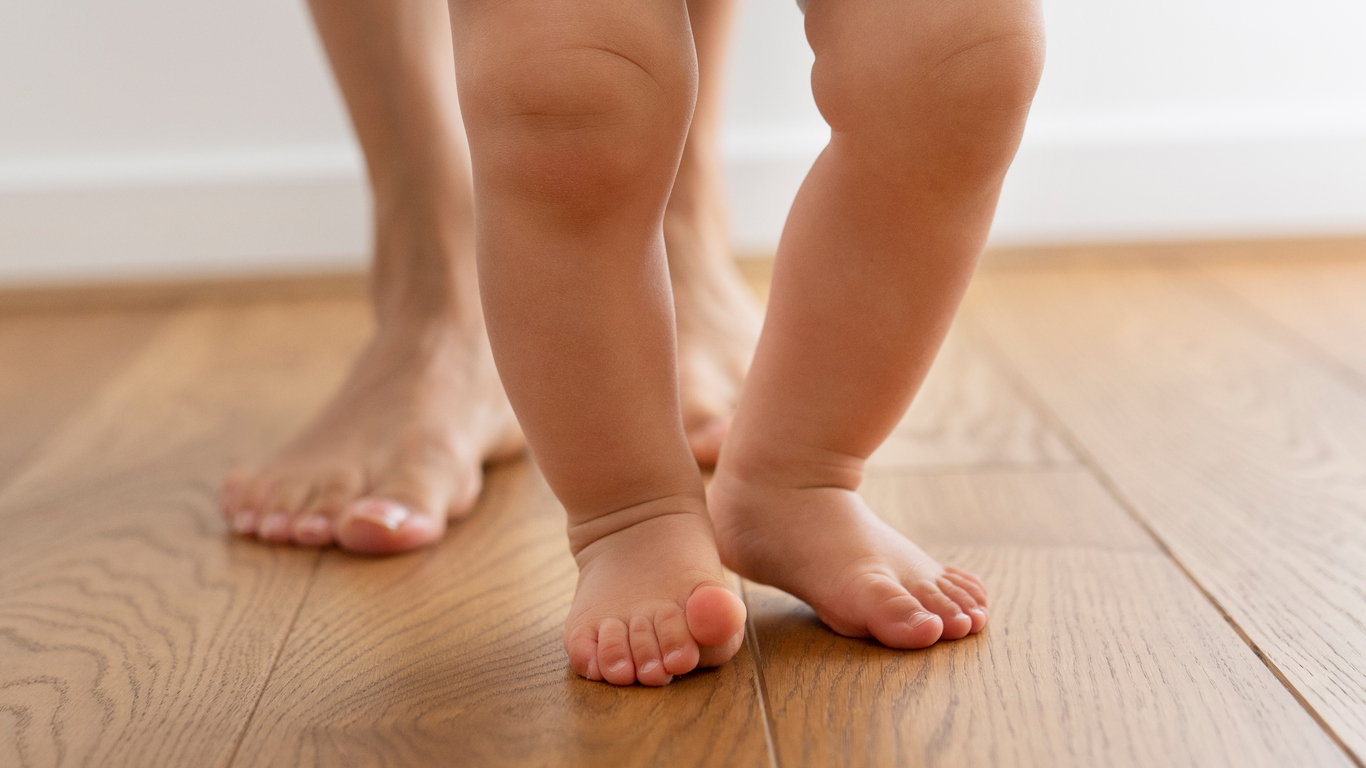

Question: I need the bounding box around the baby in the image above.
[223,0,1044,685]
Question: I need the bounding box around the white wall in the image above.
[2,0,1365,283]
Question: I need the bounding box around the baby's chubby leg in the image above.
[450,0,746,685]
[711,0,1044,647]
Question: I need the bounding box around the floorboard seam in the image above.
[962,310,1366,768]
[1189,262,1366,404]
[740,579,783,768]
[0,310,171,513]
[862,461,1084,478]
[223,549,325,768]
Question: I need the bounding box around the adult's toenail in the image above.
[608,660,628,674]
[355,501,410,531]
[233,512,257,534]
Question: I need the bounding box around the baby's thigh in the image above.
[803,0,1045,140]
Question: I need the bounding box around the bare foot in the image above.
[221,203,523,554]
[708,471,988,648]
[665,193,763,468]
[564,494,747,686]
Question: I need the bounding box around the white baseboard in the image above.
[3,122,1365,285]
[725,118,1366,251]
[0,145,370,285]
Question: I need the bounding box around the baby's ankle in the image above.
[564,490,710,560]
[715,436,866,495]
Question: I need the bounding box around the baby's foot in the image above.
[564,494,748,686]
[221,321,522,554]
[708,472,988,648]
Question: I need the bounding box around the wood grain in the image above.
[0,271,367,313]
[746,470,1352,768]
[967,262,1366,762]
[738,256,1075,472]
[0,308,167,486]
[232,461,773,768]
[1201,255,1366,377]
[0,299,371,768]
[868,327,1076,472]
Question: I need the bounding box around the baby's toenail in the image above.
[232,512,257,534]
[640,661,659,674]
[608,660,628,673]
[664,650,683,666]
[909,611,936,627]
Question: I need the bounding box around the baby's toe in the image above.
[566,625,602,681]
[856,574,943,649]
[910,578,972,640]
[685,584,747,647]
[596,618,636,686]
[943,568,989,607]
[936,574,988,633]
[629,615,671,686]
[654,604,700,676]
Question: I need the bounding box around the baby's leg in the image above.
[451,0,746,685]
[710,0,1044,647]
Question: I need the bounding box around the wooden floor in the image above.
[3,243,1366,767]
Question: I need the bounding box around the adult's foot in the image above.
[564,493,748,686]
[665,162,763,467]
[708,468,989,648]
[221,203,523,554]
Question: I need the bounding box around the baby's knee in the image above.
[459,17,696,215]
[808,0,1044,165]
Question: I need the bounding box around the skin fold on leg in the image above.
[709,0,1045,649]
[450,0,746,686]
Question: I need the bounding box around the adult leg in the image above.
[710,0,1044,647]
[451,0,746,686]
[220,0,522,553]
[667,0,764,465]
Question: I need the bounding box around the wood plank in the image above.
[0,271,367,313]
[747,469,1352,768]
[233,461,773,768]
[1201,255,1366,376]
[981,235,1366,269]
[739,256,1076,472]
[967,262,1366,761]
[0,308,168,485]
[868,328,1076,471]
[0,299,372,767]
